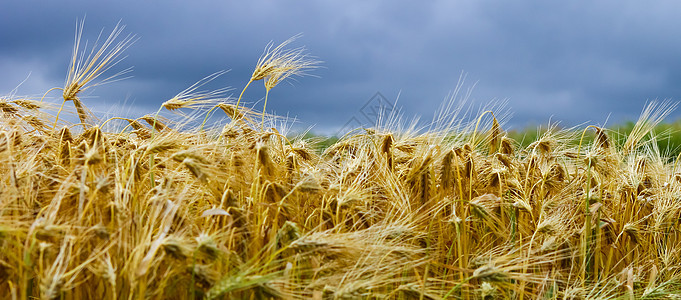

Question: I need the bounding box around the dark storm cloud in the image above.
[2,1,681,133]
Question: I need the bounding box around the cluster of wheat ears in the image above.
[3,22,681,300]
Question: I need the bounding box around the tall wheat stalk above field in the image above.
[52,19,136,128]
[231,34,319,126]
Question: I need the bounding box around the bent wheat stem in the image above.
[40,87,61,103]
[233,79,252,120]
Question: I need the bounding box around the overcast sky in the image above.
[2,1,681,134]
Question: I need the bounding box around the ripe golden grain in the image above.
[2,22,681,300]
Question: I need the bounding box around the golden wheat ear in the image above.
[623,101,677,155]
[260,36,321,129]
[54,19,137,129]
[229,34,320,128]
[162,71,229,112]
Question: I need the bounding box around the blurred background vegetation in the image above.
[505,119,681,159]
[302,119,681,159]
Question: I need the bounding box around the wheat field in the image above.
[2,22,681,300]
